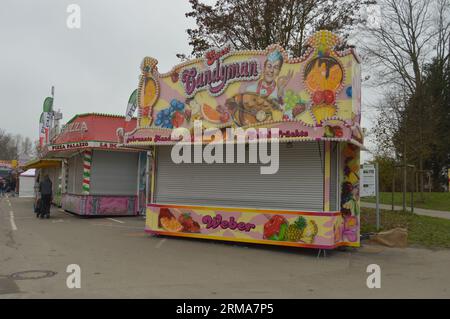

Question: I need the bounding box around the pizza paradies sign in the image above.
[127,31,361,145]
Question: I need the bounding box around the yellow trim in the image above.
[150,146,156,203]
[21,159,62,170]
[324,141,331,211]
[147,229,359,249]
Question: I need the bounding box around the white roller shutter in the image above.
[154,142,324,211]
[67,153,84,195]
[89,150,139,196]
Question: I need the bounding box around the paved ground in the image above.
[361,201,450,219]
[1,195,450,299]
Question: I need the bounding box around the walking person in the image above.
[0,179,5,197]
[38,175,53,219]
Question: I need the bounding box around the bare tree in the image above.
[363,0,435,94]
[183,0,374,58]
[0,129,18,160]
[362,0,450,200]
[435,0,450,63]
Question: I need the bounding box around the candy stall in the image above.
[124,31,363,249]
[44,113,146,216]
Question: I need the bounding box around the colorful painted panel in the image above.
[146,204,359,249]
[62,194,138,216]
[125,30,362,146]
[340,143,360,244]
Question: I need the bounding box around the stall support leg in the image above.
[317,249,327,258]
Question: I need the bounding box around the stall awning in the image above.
[22,159,62,170]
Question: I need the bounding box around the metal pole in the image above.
[376,162,380,231]
[392,168,395,211]
[411,170,414,213]
[403,164,407,212]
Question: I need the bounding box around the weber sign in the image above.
[360,164,376,197]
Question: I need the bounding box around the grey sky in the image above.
[0,0,376,161]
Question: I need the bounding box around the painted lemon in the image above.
[142,77,158,107]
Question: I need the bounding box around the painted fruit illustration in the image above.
[333,126,343,137]
[287,216,307,242]
[311,104,336,124]
[171,111,185,128]
[263,215,288,241]
[324,125,334,138]
[323,89,335,104]
[304,56,343,92]
[226,93,279,127]
[301,220,319,244]
[292,104,306,117]
[201,103,222,123]
[158,208,175,228]
[160,217,183,232]
[142,77,158,108]
[178,213,201,233]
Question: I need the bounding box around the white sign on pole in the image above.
[360,164,376,197]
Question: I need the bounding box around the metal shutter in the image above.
[47,167,60,196]
[89,150,138,196]
[154,142,324,211]
[67,153,84,195]
[330,142,339,211]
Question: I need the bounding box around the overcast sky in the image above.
[0,0,376,161]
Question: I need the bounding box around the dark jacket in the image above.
[39,178,53,195]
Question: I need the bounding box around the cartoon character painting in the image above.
[246,50,293,105]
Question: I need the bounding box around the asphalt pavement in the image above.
[1,195,450,298]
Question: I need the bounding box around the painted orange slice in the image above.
[201,103,222,123]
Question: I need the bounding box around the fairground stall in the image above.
[43,113,147,216]
[124,31,363,249]
[23,159,63,205]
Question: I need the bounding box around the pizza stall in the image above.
[124,31,363,249]
[44,113,147,216]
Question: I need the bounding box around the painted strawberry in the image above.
[178,213,200,233]
[323,90,335,104]
[184,109,192,121]
[312,91,325,105]
[171,111,185,128]
[292,104,306,117]
[264,215,288,241]
[333,126,343,138]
